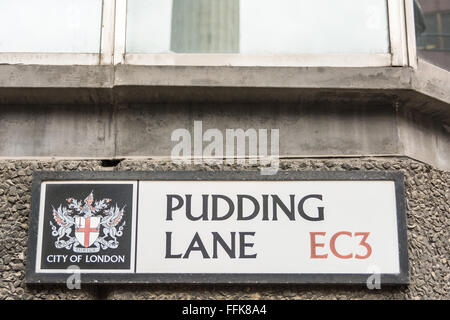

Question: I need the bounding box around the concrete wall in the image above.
[0,102,448,171]
[0,158,448,300]
[0,62,448,300]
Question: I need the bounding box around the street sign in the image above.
[26,171,408,284]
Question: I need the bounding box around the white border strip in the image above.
[100,0,116,65]
[124,53,392,67]
[388,0,409,66]
[114,0,127,65]
[403,0,417,69]
[0,53,100,65]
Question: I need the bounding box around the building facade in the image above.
[0,0,448,299]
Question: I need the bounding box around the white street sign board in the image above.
[27,171,408,284]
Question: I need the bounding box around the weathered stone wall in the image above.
[0,158,448,300]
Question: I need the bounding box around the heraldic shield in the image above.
[75,216,100,248]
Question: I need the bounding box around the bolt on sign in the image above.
[26,171,408,284]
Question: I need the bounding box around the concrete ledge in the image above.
[412,60,450,107]
[0,65,113,88]
[113,65,413,89]
[0,61,448,122]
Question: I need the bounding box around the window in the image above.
[417,11,450,51]
[0,0,416,67]
[126,0,390,54]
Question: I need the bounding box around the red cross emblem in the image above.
[75,216,100,247]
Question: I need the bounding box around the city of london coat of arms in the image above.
[49,192,126,253]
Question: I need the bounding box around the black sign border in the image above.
[26,170,409,285]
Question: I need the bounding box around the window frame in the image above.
[0,0,418,68]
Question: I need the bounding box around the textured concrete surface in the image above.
[0,158,448,299]
[0,161,103,300]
